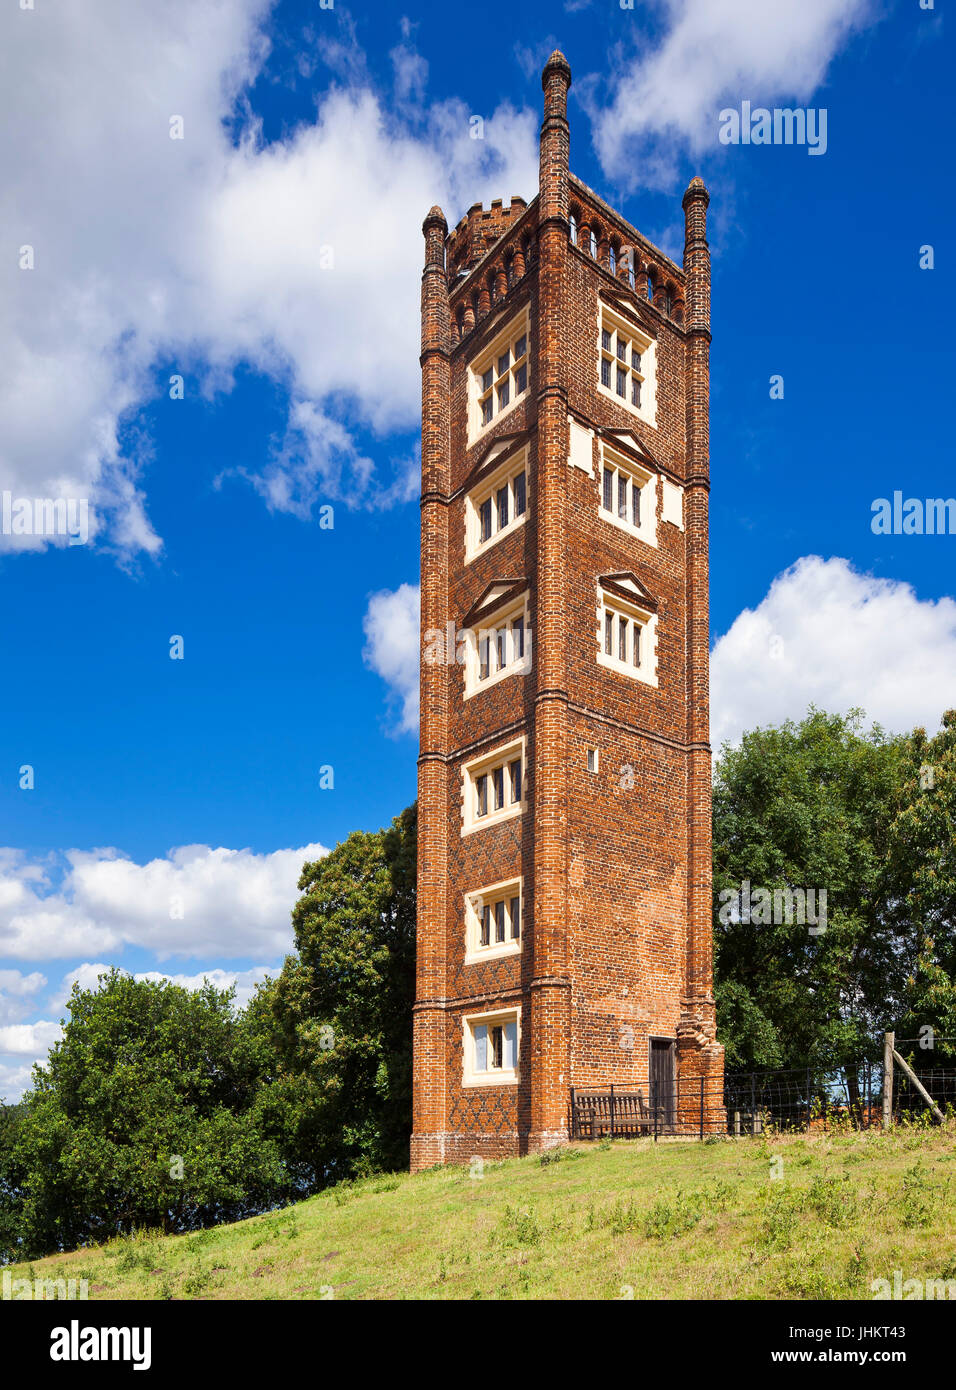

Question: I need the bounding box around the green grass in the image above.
[8,1127,956,1300]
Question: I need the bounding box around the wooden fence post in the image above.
[892,1046,945,1123]
[882,1032,895,1131]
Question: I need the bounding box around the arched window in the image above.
[665,284,674,316]
[589,226,598,258]
[569,209,578,245]
[609,242,617,276]
[456,304,465,339]
[505,252,514,288]
[647,269,655,303]
[628,255,636,290]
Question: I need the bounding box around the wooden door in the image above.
[649,1038,676,1130]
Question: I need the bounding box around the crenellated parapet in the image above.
[446,201,537,343]
[445,197,529,278]
[569,181,687,325]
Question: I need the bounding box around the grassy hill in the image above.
[7,1126,956,1300]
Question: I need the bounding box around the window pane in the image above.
[616,366,626,397]
[609,246,617,275]
[633,624,642,667]
[481,368,493,393]
[604,611,613,655]
[602,468,613,511]
[510,897,520,939]
[619,615,627,662]
[474,1024,488,1070]
[617,335,627,361]
[631,349,642,371]
[632,482,641,527]
[496,626,507,670]
[503,1021,517,1069]
[512,615,524,658]
[514,471,526,514]
[514,334,527,359]
[497,351,510,376]
[481,396,493,425]
[481,905,491,946]
[600,357,611,388]
[631,377,641,408]
[477,773,488,815]
[514,362,527,394]
[497,485,509,531]
[618,473,627,519]
[479,635,489,680]
[493,766,504,810]
[495,900,506,944]
[479,497,492,542]
[491,1026,503,1069]
[510,759,522,803]
[601,328,611,352]
[498,379,510,409]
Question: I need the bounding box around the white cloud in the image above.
[593,0,872,186]
[0,1021,62,1056]
[0,969,47,1025]
[134,965,276,1011]
[0,1059,35,1105]
[711,556,956,749]
[0,841,327,962]
[363,583,421,735]
[1,2,538,555]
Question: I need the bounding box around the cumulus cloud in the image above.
[363,583,421,734]
[0,969,47,1025]
[1,2,538,555]
[0,1020,62,1057]
[0,841,327,962]
[592,0,873,186]
[711,556,956,750]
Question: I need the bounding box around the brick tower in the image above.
[411,51,723,1170]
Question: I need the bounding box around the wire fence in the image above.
[570,1051,956,1142]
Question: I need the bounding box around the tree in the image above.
[248,804,416,1187]
[886,710,956,1061]
[10,970,288,1258]
[713,708,906,1084]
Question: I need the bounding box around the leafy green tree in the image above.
[713,708,906,1085]
[886,710,956,1061]
[248,805,416,1186]
[0,1103,25,1263]
[10,971,288,1257]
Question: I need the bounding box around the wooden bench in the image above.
[571,1089,662,1139]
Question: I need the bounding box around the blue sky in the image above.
[1,0,953,1099]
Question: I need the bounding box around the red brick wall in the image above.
[411,54,722,1172]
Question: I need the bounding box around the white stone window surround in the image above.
[596,584,659,689]
[460,735,527,836]
[596,299,657,429]
[598,440,658,549]
[467,308,531,445]
[462,1006,521,1087]
[464,446,529,563]
[462,592,532,699]
[464,876,523,964]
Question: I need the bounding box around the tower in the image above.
[411,51,723,1169]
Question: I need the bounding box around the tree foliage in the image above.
[714,707,956,1075]
[248,804,416,1186]
[5,971,289,1259]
